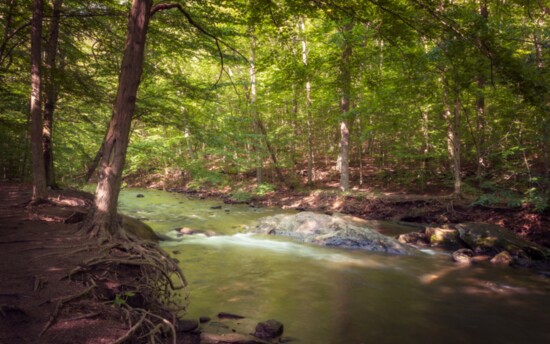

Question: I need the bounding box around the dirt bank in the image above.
[0,183,128,343]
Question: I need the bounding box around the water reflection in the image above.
[117,188,550,344]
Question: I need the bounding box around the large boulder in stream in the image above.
[120,214,160,241]
[248,212,414,255]
[456,223,550,261]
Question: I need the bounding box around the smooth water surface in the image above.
[118,188,550,344]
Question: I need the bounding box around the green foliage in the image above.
[471,180,550,212]
[113,291,136,307]
[1,0,548,201]
[230,190,253,203]
[523,187,549,213]
[255,183,275,196]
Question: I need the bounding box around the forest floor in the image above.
[0,183,131,344]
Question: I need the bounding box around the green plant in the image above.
[471,187,522,208]
[255,183,275,196]
[230,191,252,203]
[113,291,136,307]
[523,188,549,213]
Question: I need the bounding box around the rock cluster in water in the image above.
[176,312,290,344]
[247,211,415,255]
[398,222,550,266]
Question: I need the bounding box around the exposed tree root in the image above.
[44,233,189,343]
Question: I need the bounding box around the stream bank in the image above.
[163,185,550,249]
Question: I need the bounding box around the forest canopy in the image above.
[1,0,548,209]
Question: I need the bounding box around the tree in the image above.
[42,0,63,188]
[30,0,47,202]
[300,17,315,185]
[85,0,152,238]
[338,22,353,192]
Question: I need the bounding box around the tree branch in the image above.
[150,2,249,88]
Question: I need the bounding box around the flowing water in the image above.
[118,188,550,344]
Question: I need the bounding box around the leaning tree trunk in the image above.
[85,0,152,238]
[42,0,63,189]
[30,0,47,202]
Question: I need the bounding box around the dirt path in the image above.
[0,183,127,343]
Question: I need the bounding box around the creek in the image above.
[118,188,550,344]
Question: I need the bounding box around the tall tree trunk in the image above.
[338,23,353,192]
[443,83,462,197]
[475,75,486,184]
[42,0,63,189]
[475,0,488,184]
[248,31,263,184]
[248,29,284,184]
[300,17,314,185]
[420,107,430,191]
[532,9,549,181]
[30,0,47,202]
[85,0,152,237]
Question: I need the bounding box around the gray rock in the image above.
[452,248,474,264]
[426,226,463,250]
[490,251,514,265]
[176,319,199,333]
[397,232,429,246]
[201,332,268,344]
[456,223,550,260]
[254,319,284,340]
[120,214,159,241]
[249,212,414,255]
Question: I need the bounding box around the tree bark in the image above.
[30,0,48,202]
[85,0,152,237]
[42,0,63,189]
[339,23,353,192]
[248,30,263,184]
[475,0,488,184]
[443,83,462,197]
[300,17,314,185]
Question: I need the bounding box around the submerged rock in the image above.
[218,312,245,319]
[249,212,415,255]
[254,319,284,340]
[179,227,219,237]
[176,319,199,333]
[201,332,268,344]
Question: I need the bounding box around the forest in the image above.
[1,0,550,343]
[1,0,548,206]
